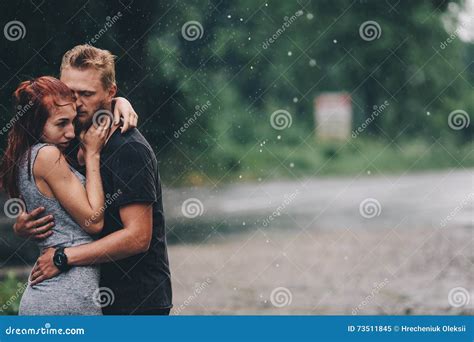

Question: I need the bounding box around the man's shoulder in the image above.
[107,128,151,151]
[104,128,154,161]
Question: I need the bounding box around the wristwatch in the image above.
[53,247,70,272]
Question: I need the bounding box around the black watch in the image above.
[53,247,70,272]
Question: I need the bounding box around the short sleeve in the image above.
[110,143,157,207]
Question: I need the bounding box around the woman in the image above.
[0,76,109,315]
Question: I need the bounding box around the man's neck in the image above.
[98,102,118,144]
[105,123,121,145]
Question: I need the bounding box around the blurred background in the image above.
[0,0,472,315]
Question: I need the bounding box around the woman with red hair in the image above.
[0,76,109,315]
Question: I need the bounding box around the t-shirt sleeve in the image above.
[110,142,157,207]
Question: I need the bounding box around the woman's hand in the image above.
[113,97,138,133]
[80,117,110,156]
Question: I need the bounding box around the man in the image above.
[14,45,172,315]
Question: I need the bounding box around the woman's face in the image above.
[41,102,77,151]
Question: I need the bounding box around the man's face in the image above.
[60,66,116,130]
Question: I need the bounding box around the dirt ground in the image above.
[2,169,472,315]
[167,169,473,315]
[169,226,473,315]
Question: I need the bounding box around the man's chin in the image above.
[76,115,93,129]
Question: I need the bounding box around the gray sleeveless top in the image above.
[18,143,95,250]
[18,143,101,315]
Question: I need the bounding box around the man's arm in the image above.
[29,203,153,285]
[14,207,54,240]
[67,203,152,265]
[30,142,158,285]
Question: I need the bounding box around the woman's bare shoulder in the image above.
[35,145,68,177]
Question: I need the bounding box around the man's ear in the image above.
[107,83,117,101]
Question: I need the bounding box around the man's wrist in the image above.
[53,247,70,272]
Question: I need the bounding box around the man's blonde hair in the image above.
[60,45,116,89]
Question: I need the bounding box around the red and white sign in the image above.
[314,92,352,140]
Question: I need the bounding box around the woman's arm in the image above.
[35,146,104,234]
[112,97,138,133]
[35,122,109,234]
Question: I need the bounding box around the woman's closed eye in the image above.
[56,119,69,127]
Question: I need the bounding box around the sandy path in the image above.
[169,226,473,315]
[166,169,473,315]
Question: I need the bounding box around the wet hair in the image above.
[0,76,75,198]
[60,44,116,89]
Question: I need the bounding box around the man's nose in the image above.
[75,96,83,108]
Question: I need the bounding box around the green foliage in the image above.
[0,273,27,315]
[0,0,471,185]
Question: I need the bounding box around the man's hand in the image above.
[29,248,59,286]
[112,97,138,133]
[13,207,54,240]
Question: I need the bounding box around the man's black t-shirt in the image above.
[85,128,172,314]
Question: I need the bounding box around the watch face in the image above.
[53,249,68,271]
[54,253,64,266]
